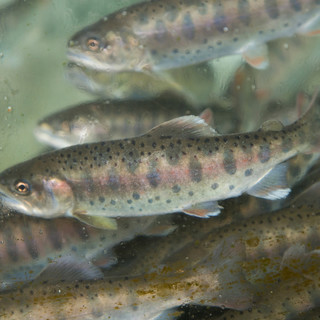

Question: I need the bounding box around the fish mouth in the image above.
[0,191,31,214]
[67,49,121,72]
[33,126,71,149]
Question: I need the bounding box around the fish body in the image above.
[67,0,320,72]
[0,97,319,225]
[34,96,201,149]
[0,235,252,320]
[0,209,172,290]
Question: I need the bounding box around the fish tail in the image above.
[297,90,320,153]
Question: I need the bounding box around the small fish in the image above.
[0,207,174,290]
[67,0,320,72]
[34,96,211,149]
[0,94,319,228]
[0,236,253,320]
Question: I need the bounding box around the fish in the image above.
[67,0,320,73]
[0,93,319,229]
[1,183,320,320]
[201,246,320,320]
[0,235,253,320]
[65,61,219,106]
[0,206,175,290]
[34,96,212,149]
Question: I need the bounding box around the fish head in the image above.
[0,160,74,218]
[35,108,108,148]
[67,18,149,73]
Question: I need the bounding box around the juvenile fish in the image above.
[67,0,320,72]
[0,95,319,228]
[0,235,253,320]
[34,96,211,149]
[0,209,174,290]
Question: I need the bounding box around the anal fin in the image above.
[247,162,291,200]
[242,43,269,70]
[182,200,221,217]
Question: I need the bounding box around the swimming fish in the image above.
[67,0,320,73]
[0,204,175,290]
[0,94,319,228]
[0,235,253,320]
[2,181,320,320]
[34,96,211,149]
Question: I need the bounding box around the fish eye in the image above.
[87,38,100,51]
[14,180,31,195]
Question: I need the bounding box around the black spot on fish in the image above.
[223,149,237,175]
[127,199,132,204]
[245,169,253,176]
[229,185,235,190]
[132,192,140,200]
[189,157,203,182]
[238,0,250,25]
[183,12,195,40]
[189,191,194,196]
[146,170,161,188]
[166,199,172,204]
[155,20,167,41]
[124,147,140,173]
[110,200,116,205]
[290,0,301,11]
[165,144,181,165]
[211,183,219,190]
[264,0,279,19]
[172,185,181,193]
[258,144,270,163]
[148,199,153,203]
[282,137,293,153]
[155,196,160,201]
[90,200,94,206]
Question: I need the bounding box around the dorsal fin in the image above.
[260,119,284,131]
[145,115,219,139]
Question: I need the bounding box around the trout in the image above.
[67,0,320,72]
[1,184,320,319]
[34,96,211,149]
[0,95,319,229]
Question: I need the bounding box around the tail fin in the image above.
[296,90,320,153]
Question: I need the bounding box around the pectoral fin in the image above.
[242,44,269,70]
[36,255,104,283]
[182,200,222,217]
[247,162,290,200]
[74,211,118,230]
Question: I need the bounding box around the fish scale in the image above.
[0,97,319,226]
[68,0,320,72]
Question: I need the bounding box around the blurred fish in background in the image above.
[34,94,212,149]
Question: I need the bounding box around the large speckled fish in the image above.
[34,96,211,149]
[0,95,319,229]
[0,207,174,290]
[67,0,320,72]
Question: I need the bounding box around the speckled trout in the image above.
[0,95,319,229]
[34,96,212,149]
[67,0,320,72]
